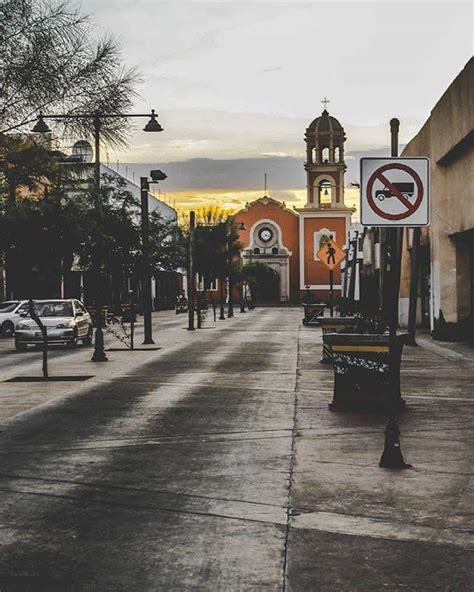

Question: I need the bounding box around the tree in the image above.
[0,133,63,203]
[0,0,138,145]
[149,212,186,273]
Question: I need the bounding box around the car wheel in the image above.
[67,329,79,348]
[1,320,15,337]
[15,340,27,352]
[82,325,93,346]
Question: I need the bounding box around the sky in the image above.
[80,0,473,212]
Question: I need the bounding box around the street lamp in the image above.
[140,169,167,345]
[32,109,163,362]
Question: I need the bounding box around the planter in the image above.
[324,332,407,413]
[302,303,326,326]
[319,317,357,363]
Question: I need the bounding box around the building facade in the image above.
[399,58,474,341]
[234,109,353,303]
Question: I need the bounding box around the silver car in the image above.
[0,300,28,336]
[15,299,93,352]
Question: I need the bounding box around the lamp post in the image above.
[32,109,163,361]
[140,170,167,345]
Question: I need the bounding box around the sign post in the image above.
[361,125,429,469]
[316,237,346,317]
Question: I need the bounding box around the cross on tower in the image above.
[321,97,330,111]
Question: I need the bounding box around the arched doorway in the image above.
[242,263,280,304]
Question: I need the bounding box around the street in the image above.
[0,307,472,591]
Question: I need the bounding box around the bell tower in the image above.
[304,100,350,209]
[297,100,353,301]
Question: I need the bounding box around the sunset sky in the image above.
[81,0,473,212]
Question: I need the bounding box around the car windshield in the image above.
[34,302,74,317]
[0,302,19,313]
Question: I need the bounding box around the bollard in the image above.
[379,417,411,469]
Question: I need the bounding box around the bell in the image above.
[323,187,329,196]
[32,113,51,133]
[143,109,163,132]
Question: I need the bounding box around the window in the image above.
[334,147,340,162]
[321,147,329,162]
[197,274,217,291]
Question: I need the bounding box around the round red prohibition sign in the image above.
[366,163,424,221]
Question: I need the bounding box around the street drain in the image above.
[5,376,94,383]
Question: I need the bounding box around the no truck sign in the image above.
[360,158,429,226]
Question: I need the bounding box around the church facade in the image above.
[234,108,353,303]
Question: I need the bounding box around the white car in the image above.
[14,299,93,351]
[0,300,28,336]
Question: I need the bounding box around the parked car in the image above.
[14,299,93,352]
[0,300,28,336]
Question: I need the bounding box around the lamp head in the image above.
[150,169,167,182]
[32,113,51,134]
[143,109,163,132]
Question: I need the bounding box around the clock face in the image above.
[258,227,274,243]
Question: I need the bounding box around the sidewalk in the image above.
[288,323,473,590]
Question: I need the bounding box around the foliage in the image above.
[0,133,66,202]
[149,211,186,272]
[0,177,85,274]
[178,205,236,234]
[0,0,139,146]
[193,218,242,290]
[0,170,184,290]
[195,206,235,226]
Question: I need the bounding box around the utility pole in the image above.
[140,177,155,344]
[187,211,196,331]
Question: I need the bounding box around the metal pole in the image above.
[129,289,135,351]
[389,118,402,337]
[91,113,108,362]
[187,211,195,331]
[140,177,155,344]
[227,234,234,318]
[379,118,410,469]
[329,269,334,317]
[407,227,421,344]
[348,233,358,315]
[240,281,246,313]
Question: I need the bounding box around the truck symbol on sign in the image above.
[376,182,415,201]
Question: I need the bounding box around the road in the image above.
[0,307,472,591]
[0,308,297,591]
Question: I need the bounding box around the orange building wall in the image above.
[234,202,300,302]
[302,217,347,287]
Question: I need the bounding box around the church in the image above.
[234,107,354,304]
